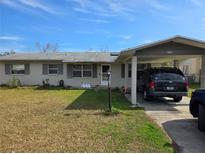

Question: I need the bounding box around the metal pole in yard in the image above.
[107,71,112,112]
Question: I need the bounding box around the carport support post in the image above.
[200,55,205,88]
[131,56,137,106]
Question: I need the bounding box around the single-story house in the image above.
[1,35,205,105]
[0,52,124,88]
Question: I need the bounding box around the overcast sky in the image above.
[1,0,205,52]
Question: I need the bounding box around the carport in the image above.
[117,35,205,105]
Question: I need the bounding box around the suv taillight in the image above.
[149,81,155,89]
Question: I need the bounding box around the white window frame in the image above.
[12,64,25,75]
[72,64,93,77]
[72,64,82,77]
[82,64,92,77]
[48,64,58,75]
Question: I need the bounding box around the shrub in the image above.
[114,87,120,91]
[8,77,21,88]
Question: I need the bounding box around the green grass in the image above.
[0,87,173,152]
[188,83,200,97]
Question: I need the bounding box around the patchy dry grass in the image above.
[0,87,173,152]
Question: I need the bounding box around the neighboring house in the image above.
[178,57,201,83]
[141,57,202,83]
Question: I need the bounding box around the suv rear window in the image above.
[153,73,185,81]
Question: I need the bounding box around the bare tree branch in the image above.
[36,42,58,53]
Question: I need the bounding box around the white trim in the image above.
[10,73,26,76]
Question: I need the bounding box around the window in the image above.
[48,64,58,74]
[72,64,92,77]
[154,73,185,81]
[12,64,25,74]
[72,65,82,77]
[83,64,92,77]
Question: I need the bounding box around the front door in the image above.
[101,64,111,85]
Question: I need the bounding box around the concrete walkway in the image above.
[137,95,205,153]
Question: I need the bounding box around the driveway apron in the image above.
[138,95,205,153]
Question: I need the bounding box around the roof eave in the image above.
[121,35,205,54]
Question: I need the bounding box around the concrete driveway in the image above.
[137,95,205,153]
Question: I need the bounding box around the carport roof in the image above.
[121,35,205,55]
[115,35,205,62]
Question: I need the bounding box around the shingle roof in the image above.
[0,52,118,63]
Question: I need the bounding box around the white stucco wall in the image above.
[179,58,200,74]
[178,57,201,82]
[0,62,124,88]
[110,63,124,88]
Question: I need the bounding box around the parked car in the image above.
[190,89,205,131]
[137,67,188,102]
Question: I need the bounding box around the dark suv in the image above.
[138,67,188,102]
[190,89,205,131]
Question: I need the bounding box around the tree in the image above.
[36,42,58,53]
[0,50,15,56]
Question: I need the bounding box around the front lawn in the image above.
[0,87,173,152]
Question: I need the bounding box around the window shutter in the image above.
[128,64,131,78]
[67,64,72,78]
[42,64,48,75]
[5,64,12,75]
[58,64,63,75]
[25,64,30,75]
[121,64,125,78]
[92,64,97,78]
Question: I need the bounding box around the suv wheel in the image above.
[198,104,205,131]
[173,96,182,102]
